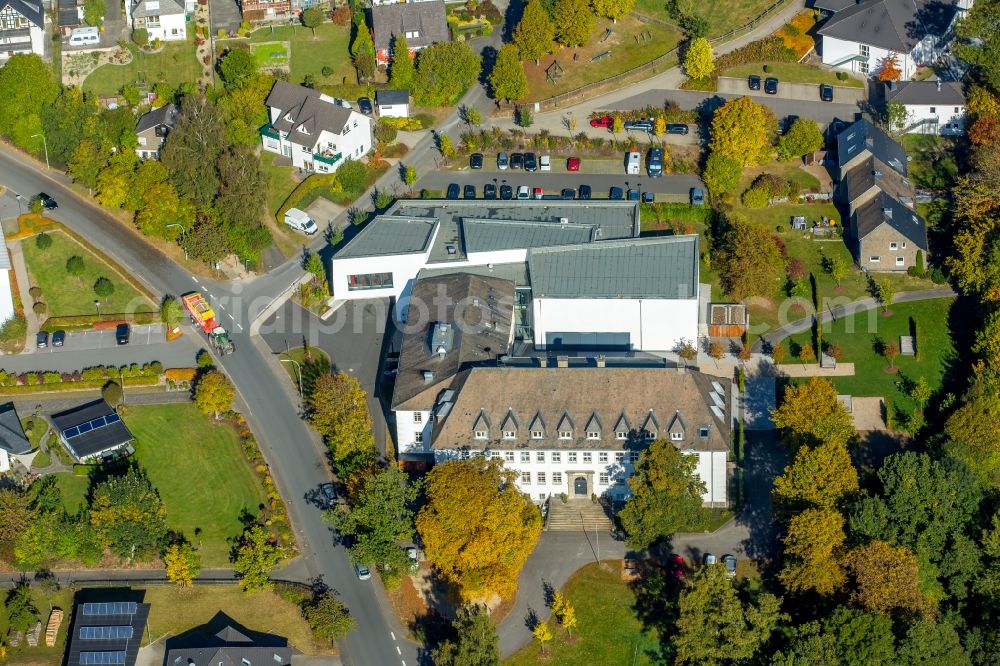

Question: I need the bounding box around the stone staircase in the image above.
[546,499,614,532]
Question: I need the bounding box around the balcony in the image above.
[0,28,32,42]
[259,123,280,140]
[313,151,342,167]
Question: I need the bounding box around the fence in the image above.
[526,0,792,112]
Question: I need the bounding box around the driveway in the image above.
[717,76,866,105]
[1,335,201,371]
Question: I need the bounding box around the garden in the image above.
[248,23,354,88]
[81,34,201,98]
[251,40,290,73]
[636,0,781,39]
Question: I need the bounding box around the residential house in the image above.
[51,399,134,463]
[0,0,44,61]
[885,79,966,134]
[127,0,186,42]
[817,0,960,79]
[370,0,449,66]
[239,0,291,22]
[376,88,409,118]
[163,617,301,666]
[836,118,928,271]
[65,599,150,666]
[423,366,730,507]
[0,231,14,324]
[0,403,35,473]
[260,80,373,174]
[134,103,178,159]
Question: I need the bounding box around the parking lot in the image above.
[717,76,866,105]
[34,323,167,354]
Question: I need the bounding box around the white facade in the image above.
[821,35,924,79]
[144,11,185,41]
[532,297,699,353]
[396,409,433,454]
[0,4,44,60]
[898,101,965,135]
[377,101,409,118]
[261,104,373,174]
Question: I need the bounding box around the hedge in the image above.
[40,311,158,332]
[165,368,198,381]
[276,173,342,223]
[0,375,160,396]
[379,114,435,131]
[716,35,797,72]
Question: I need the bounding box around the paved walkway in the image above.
[7,238,41,347]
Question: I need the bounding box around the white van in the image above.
[626,151,641,175]
[68,27,100,46]
[284,208,318,235]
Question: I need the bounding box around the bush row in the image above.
[716,35,798,72]
[0,362,164,387]
[276,173,342,224]
[0,375,160,395]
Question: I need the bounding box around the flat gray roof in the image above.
[463,218,597,253]
[336,216,438,259]
[418,261,530,287]
[528,235,700,299]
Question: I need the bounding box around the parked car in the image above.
[484,183,497,199]
[532,187,543,199]
[36,331,48,348]
[647,147,663,177]
[540,154,551,171]
[642,191,655,203]
[319,483,337,508]
[500,184,513,200]
[52,330,65,347]
[578,184,592,200]
[668,554,686,580]
[35,193,57,210]
[626,151,641,175]
[691,187,705,206]
[748,74,761,90]
[764,77,779,94]
[463,184,476,199]
[722,554,737,578]
[516,185,530,199]
[497,152,509,170]
[567,156,581,171]
[446,183,460,199]
[355,563,372,580]
[624,119,654,132]
[524,152,538,172]
[704,553,717,566]
[358,97,373,115]
[627,188,640,201]
[115,323,130,345]
[511,152,524,170]
[561,188,576,199]
[590,115,613,128]
[470,152,483,169]
[609,186,624,200]
[820,83,834,102]
[666,124,689,135]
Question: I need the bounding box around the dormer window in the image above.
[558,430,571,439]
[644,430,656,441]
[587,431,600,440]
[503,430,516,439]
[405,30,419,38]
[284,113,294,122]
[699,427,710,438]
[474,430,487,440]
[671,431,684,441]
[531,430,544,439]
[299,126,310,135]
[616,431,627,440]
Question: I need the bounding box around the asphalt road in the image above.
[415,171,704,199]
[0,337,200,371]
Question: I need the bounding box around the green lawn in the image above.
[21,231,153,316]
[0,584,75,664]
[505,562,659,665]
[722,62,865,88]
[263,151,300,218]
[82,36,201,98]
[279,347,331,397]
[125,403,268,567]
[251,40,290,70]
[900,135,959,189]
[249,23,354,87]
[783,298,956,413]
[54,472,91,515]
[636,0,777,38]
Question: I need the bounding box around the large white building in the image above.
[885,79,966,135]
[127,0,186,42]
[0,0,44,62]
[261,80,373,175]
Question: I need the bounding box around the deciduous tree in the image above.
[89,469,168,559]
[93,276,115,299]
[877,52,902,81]
[414,42,481,107]
[432,605,500,666]
[844,540,928,615]
[702,152,742,196]
[772,608,896,666]
[233,525,282,592]
[619,438,708,549]
[779,507,847,595]
[0,55,58,151]
[307,371,376,463]
[68,140,108,189]
[709,96,776,166]
[684,37,714,80]
[304,595,357,642]
[489,43,528,103]
[514,0,555,64]
[771,377,857,448]
[533,621,553,655]
[591,0,634,21]
[194,369,235,419]
[778,117,824,161]
[416,458,542,600]
[161,94,225,208]
[773,441,858,510]
[302,6,324,36]
[0,489,36,549]
[219,48,257,90]
[389,34,415,89]
[164,542,201,587]
[957,0,1000,92]
[554,0,595,47]
[715,212,787,299]
[944,376,1000,486]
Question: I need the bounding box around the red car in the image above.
[533,187,543,199]
[590,115,613,128]
[567,157,581,172]
[669,554,686,580]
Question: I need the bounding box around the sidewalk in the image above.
[7,238,41,349]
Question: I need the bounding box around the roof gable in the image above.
[584,411,602,435]
[472,410,490,433]
[817,0,958,53]
[642,410,660,436]
[528,411,546,434]
[370,0,449,51]
[500,409,519,433]
[854,191,928,248]
[668,410,686,436]
[613,412,630,434]
[1,0,43,26]
[0,402,30,455]
[837,118,908,175]
[557,411,574,433]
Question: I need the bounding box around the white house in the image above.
[817,0,960,79]
[0,402,35,473]
[885,79,966,135]
[376,88,409,118]
[0,0,44,61]
[128,0,186,42]
[261,80,373,174]
[0,233,14,325]
[134,102,178,159]
[420,366,730,507]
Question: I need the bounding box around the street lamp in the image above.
[14,194,22,216]
[31,133,49,170]
[280,356,303,402]
[94,299,101,318]
[166,223,187,259]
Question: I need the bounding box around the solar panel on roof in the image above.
[106,413,121,424]
[79,651,126,665]
[82,602,137,616]
[66,413,124,440]
[79,626,133,640]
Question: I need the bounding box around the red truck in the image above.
[181,292,235,355]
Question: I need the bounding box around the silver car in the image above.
[354,563,371,581]
[497,152,509,170]
[703,553,717,566]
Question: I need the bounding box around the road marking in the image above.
[236,323,244,332]
[191,276,197,282]
[218,303,226,310]
[390,632,395,641]
[396,646,401,655]
[228,313,235,322]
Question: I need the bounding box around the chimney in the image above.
[596,355,606,368]
[883,207,893,218]
[557,356,569,368]
[422,370,435,382]
[936,79,942,92]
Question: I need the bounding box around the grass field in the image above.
[251,41,290,71]
[21,231,153,316]
[783,298,956,414]
[524,15,682,101]
[722,62,865,88]
[82,36,201,98]
[124,403,268,567]
[900,134,960,189]
[54,472,91,515]
[505,561,659,665]
[249,23,354,87]
[635,0,777,38]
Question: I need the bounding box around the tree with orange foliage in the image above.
[877,53,902,81]
[844,540,930,616]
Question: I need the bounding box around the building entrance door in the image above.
[574,476,587,496]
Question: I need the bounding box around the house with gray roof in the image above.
[0,0,44,61]
[163,617,301,666]
[134,103,178,160]
[884,79,966,135]
[126,0,186,42]
[817,0,961,79]
[260,80,373,175]
[51,398,134,463]
[851,190,928,272]
[0,402,35,473]
[370,0,449,65]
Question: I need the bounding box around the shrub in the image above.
[66,255,85,275]
[374,122,398,144]
[787,258,806,280]
[35,232,52,250]
[763,64,772,73]
[0,315,26,342]
[148,361,163,375]
[276,173,340,223]
[43,372,61,384]
[826,342,844,361]
[516,107,533,128]
[930,267,947,284]
[321,65,333,77]
[836,71,848,81]
[164,368,197,382]
[133,28,148,46]
[93,277,114,298]
[715,36,796,72]
[331,5,351,25]
[336,160,368,194]
[741,186,770,208]
[32,301,46,315]
[28,286,42,299]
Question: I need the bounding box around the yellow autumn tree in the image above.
[844,540,931,616]
[307,371,376,463]
[709,96,776,166]
[779,507,847,595]
[684,37,715,80]
[772,441,859,511]
[771,377,857,448]
[416,457,542,601]
[164,543,201,588]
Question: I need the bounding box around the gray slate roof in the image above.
[163,621,299,666]
[885,79,966,106]
[131,0,184,18]
[463,218,597,253]
[813,0,858,12]
[336,216,438,259]
[527,235,700,299]
[817,0,958,53]
[392,273,515,410]
[0,0,43,26]
[854,190,928,248]
[370,0,449,51]
[377,89,409,106]
[844,155,914,207]
[837,118,908,175]
[265,80,354,151]
[51,399,133,459]
[135,103,178,134]
[58,0,80,27]
[0,402,31,455]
